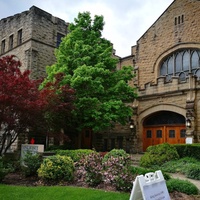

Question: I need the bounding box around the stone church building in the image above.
[1,0,200,152]
[95,0,200,153]
[118,0,200,152]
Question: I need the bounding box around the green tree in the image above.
[43,12,137,132]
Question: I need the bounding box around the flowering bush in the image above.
[76,153,103,186]
[103,155,135,191]
[75,150,135,192]
[37,155,74,182]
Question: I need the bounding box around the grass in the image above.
[0,185,129,200]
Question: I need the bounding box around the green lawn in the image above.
[0,185,130,200]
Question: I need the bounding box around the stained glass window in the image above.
[160,49,200,81]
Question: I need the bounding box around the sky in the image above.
[0,0,174,57]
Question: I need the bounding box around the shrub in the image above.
[55,149,96,162]
[0,157,9,182]
[37,155,74,182]
[102,149,129,163]
[103,156,135,192]
[174,144,200,160]
[129,166,171,181]
[185,164,200,180]
[22,152,43,177]
[166,178,199,195]
[160,157,199,174]
[78,153,103,186]
[140,143,179,168]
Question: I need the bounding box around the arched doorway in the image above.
[143,111,186,151]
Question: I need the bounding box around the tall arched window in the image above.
[160,49,200,81]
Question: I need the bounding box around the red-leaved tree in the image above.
[0,55,75,156]
[38,72,76,144]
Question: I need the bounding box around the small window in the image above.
[146,130,152,138]
[111,138,115,149]
[1,39,5,54]
[117,136,123,149]
[56,33,64,47]
[175,17,177,25]
[169,130,175,138]
[175,15,184,25]
[85,130,90,138]
[181,15,184,23]
[156,130,162,138]
[17,29,22,45]
[178,16,181,24]
[9,34,14,50]
[103,139,108,151]
[180,129,186,138]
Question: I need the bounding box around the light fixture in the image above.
[130,120,134,130]
[186,118,191,128]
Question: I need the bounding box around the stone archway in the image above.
[138,105,186,151]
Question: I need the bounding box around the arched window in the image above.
[160,49,200,81]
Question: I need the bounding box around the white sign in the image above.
[21,144,44,161]
[129,170,170,200]
[186,137,193,144]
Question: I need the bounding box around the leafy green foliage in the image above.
[22,152,43,177]
[174,144,200,160]
[102,148,129,163]
[140,143,179,168]
[185,164,200,180]
[43,12,137,132]
[37,155,74,182]
[160,157,199,174]
[0,157,9,182]
[38,73,75,138]
[55,149,96,162]
[166,179,199,195]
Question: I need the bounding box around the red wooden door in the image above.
[143,125,186,151]
[81,129,92,149]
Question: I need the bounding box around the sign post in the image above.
[129,170,170,200]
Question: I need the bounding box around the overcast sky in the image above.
[0,0,173,57]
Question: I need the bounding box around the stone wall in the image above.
[0,6,69,78]
[136,0,200,88]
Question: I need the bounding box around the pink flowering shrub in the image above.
[103,156,135,191]
[75,153,103,186]
[75,150,135,192]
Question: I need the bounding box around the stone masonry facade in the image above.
[0,6,68,79]
[1,1,200,153]
[117,0,200,152]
